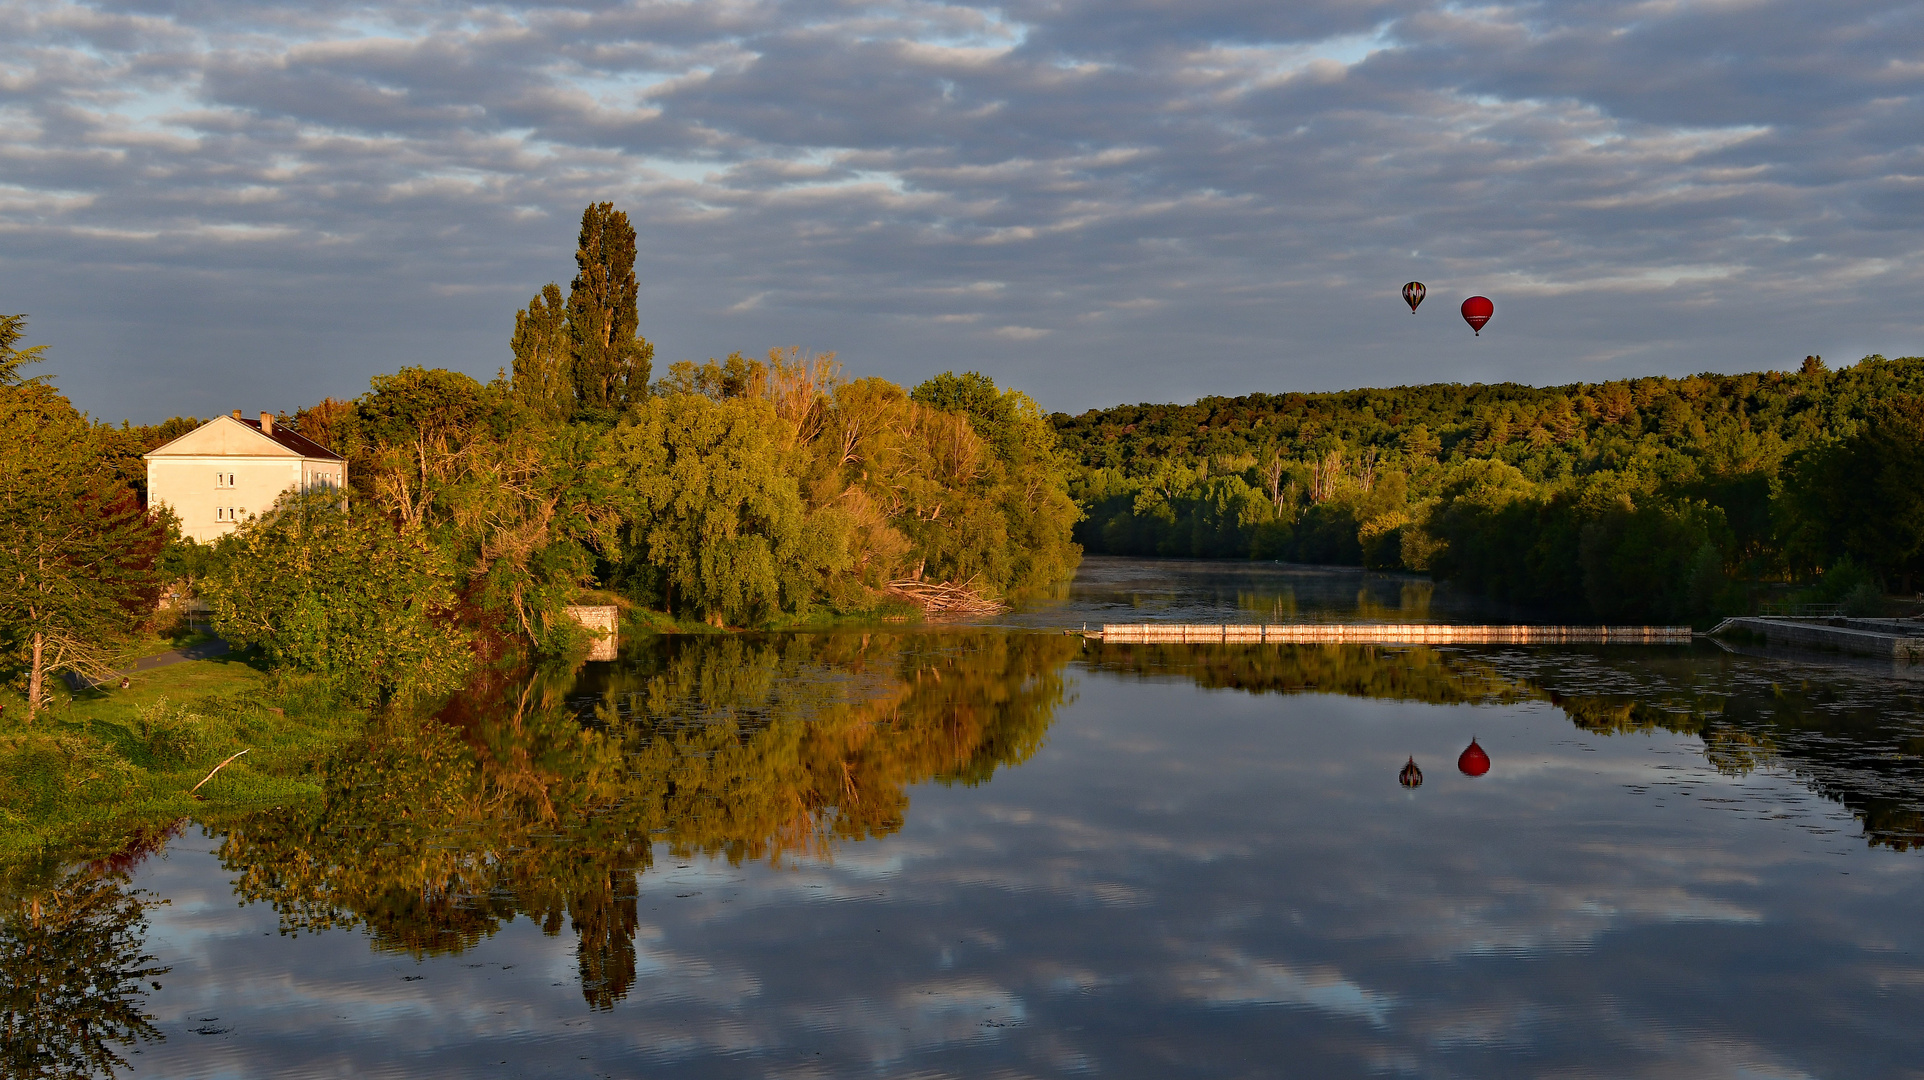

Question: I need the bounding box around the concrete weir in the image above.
[1706,616,1924,662]
[1096,623,1693,645]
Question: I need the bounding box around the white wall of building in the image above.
[145,415,345,543]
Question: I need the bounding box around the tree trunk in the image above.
[27,631,43,721]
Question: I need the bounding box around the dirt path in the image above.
[63,637,233,691]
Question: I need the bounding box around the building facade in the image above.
[145,411,347,543]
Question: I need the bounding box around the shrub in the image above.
[133,697,221,766]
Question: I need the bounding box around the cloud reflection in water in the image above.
[96,633,1924,1077]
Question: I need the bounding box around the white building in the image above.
[145,411,347,543]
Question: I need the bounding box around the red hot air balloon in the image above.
[1460,296,1494,336]
[1457,738,1491,777]
[1402,281,1426,313]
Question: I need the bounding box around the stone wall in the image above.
[563,605,619,661]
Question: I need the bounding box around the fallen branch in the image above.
[190,749,249,799]
[885,578,1006,618]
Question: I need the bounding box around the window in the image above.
[215,472,236,488]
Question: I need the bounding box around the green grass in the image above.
[0,650,369,865]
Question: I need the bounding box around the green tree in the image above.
[0,383,165,718]
[1778,394,1924,592]
[906,371,1081,594]
[202,494,469,703]
[607,394,845,625]
[449,423,626,651]
[567,203,653,416]
[510,282,575,423]
[353,367,490,529]
[0,314,49,386]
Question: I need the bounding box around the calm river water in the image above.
[21,559,1924,1078]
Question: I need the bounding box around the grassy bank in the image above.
[0,648,369,864]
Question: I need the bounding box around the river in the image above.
[11,557,1924,1078]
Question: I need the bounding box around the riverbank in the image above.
[0,600,950,869]
[0,646,368,865]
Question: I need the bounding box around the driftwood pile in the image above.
[886,578,1006,618]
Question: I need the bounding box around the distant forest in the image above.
[1052,356,1924,624]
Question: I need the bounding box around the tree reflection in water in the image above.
[1083,641,1924,851]
[212,633,1923,1014]
[0,827,173,1079]
[215,631,1078,1010]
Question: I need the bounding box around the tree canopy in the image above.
[1054,356,1924,620]
[0,381,164,715]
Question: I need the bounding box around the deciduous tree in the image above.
[202,493,469,704]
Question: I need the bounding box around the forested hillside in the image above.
[1054,356,1924,623]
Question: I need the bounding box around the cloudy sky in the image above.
[4,0,1922,423]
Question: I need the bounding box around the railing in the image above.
[1755,602,1844,618]
[1098,623,1695,644]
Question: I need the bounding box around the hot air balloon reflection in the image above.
[1402,282,1426,313]
[1458,738,1491,777]
[1399,757,1423,788]
[1460,296,1494,336]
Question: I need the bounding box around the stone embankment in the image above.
[1706,616,1924,662]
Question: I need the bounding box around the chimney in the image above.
[232,409,242,419]
[260,411,274,435]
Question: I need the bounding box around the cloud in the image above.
[0,0,1920,420]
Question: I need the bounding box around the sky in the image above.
[3,0,1922,424]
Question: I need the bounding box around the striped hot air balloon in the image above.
[1402,281,1426,313]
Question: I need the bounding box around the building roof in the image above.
[144,413,346,462]
[235,416,344,461]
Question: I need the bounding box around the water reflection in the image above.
[39,626,1923,1077]
[1,830,172,1077]
[215,632,1078,1009]
[209,632,1924,1021]
[995,554,1523,628]
[1457,738,1490,777]
[1082,641,1924,850]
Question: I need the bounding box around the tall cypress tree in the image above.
[510,282,573,422]
[565,203,653,415]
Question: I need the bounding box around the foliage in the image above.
[1055,356,1924,619]
[0,862,167,1078]
[0,382,165,716]
[609,393,839,625]
[565,202,653,418]
[132,696,223,766]
[202,493,469,704]
[0,313,49,386]
[510,282,573,423]
[0,653,367,860]
[1776,393,1924,591]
